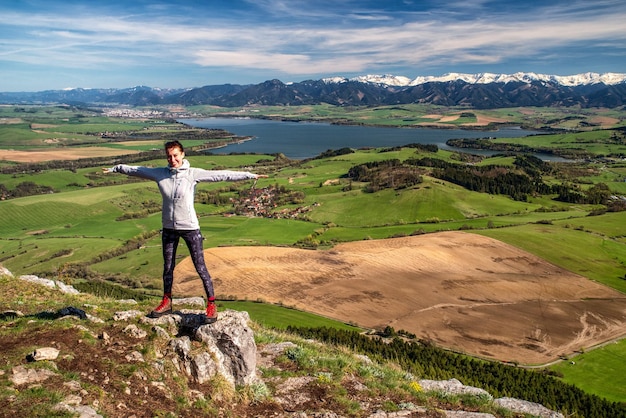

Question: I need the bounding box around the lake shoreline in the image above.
[182,117,561,160]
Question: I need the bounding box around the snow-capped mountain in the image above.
[324,72,626,87]
[2,72,626,108]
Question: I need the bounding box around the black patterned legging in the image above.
[161,228,214,298]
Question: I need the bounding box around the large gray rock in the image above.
[28,347,60,362]
[419,378,492,399]
[17,274,80,294]
[194,309,258,386]
[0,266,13,277]
[159,309,257,387]
[10,365,57,386]
[494,397,564,418]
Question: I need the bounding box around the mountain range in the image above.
[2,72,625,109]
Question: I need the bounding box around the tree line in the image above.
[0,181,54,200]
[347,159,424,192]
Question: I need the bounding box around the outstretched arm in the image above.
[194,169,267,182]
[101,164,161,181]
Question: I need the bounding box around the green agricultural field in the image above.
[189,104,626,131]
[550,338,626,403]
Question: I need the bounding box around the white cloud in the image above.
[0,0,624,89]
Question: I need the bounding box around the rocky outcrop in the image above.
[136,309,258,387]
[18,274,80,294]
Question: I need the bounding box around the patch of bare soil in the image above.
[1,147,140,163]
[416,112,510,127]
[174,231,626,365]
[467,114,510,126]
[589,116,620,128]
[438,115,460,122]
[0,118,23,124]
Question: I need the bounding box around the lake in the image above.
[183,117,543,160]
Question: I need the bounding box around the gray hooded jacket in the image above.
[108,159,257,230]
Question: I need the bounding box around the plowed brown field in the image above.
[1,147,138,163]
[173,231,626,365]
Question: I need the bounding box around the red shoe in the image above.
[204,301,218,324]
[148,295,172,318]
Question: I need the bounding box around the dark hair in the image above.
[164,140,184,153]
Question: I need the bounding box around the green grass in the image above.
[200,216,321,246]
[0,183,161,238]
[307,177,541,228]
[550,338,626,403]
[221,300,361,331]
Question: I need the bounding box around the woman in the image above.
[103,140,265,323]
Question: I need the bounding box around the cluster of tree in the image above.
[406,155,617,205]
[346,154,576,200]
[433,164,550,201]
[196,188,232,206]
[552,182,613,205]
[287,326,626,418]
[445,137,585,158]
[379,143,439,153]
[0,181,54,200]
[115,200,161,221]
[311,147,355,159]
[511,154,554,177]
[347,159,424,192]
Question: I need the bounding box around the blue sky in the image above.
[1,0,624,91]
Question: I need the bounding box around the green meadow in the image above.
[2,104,626,403]
[220,300,361,331]
[549,338,626,403]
